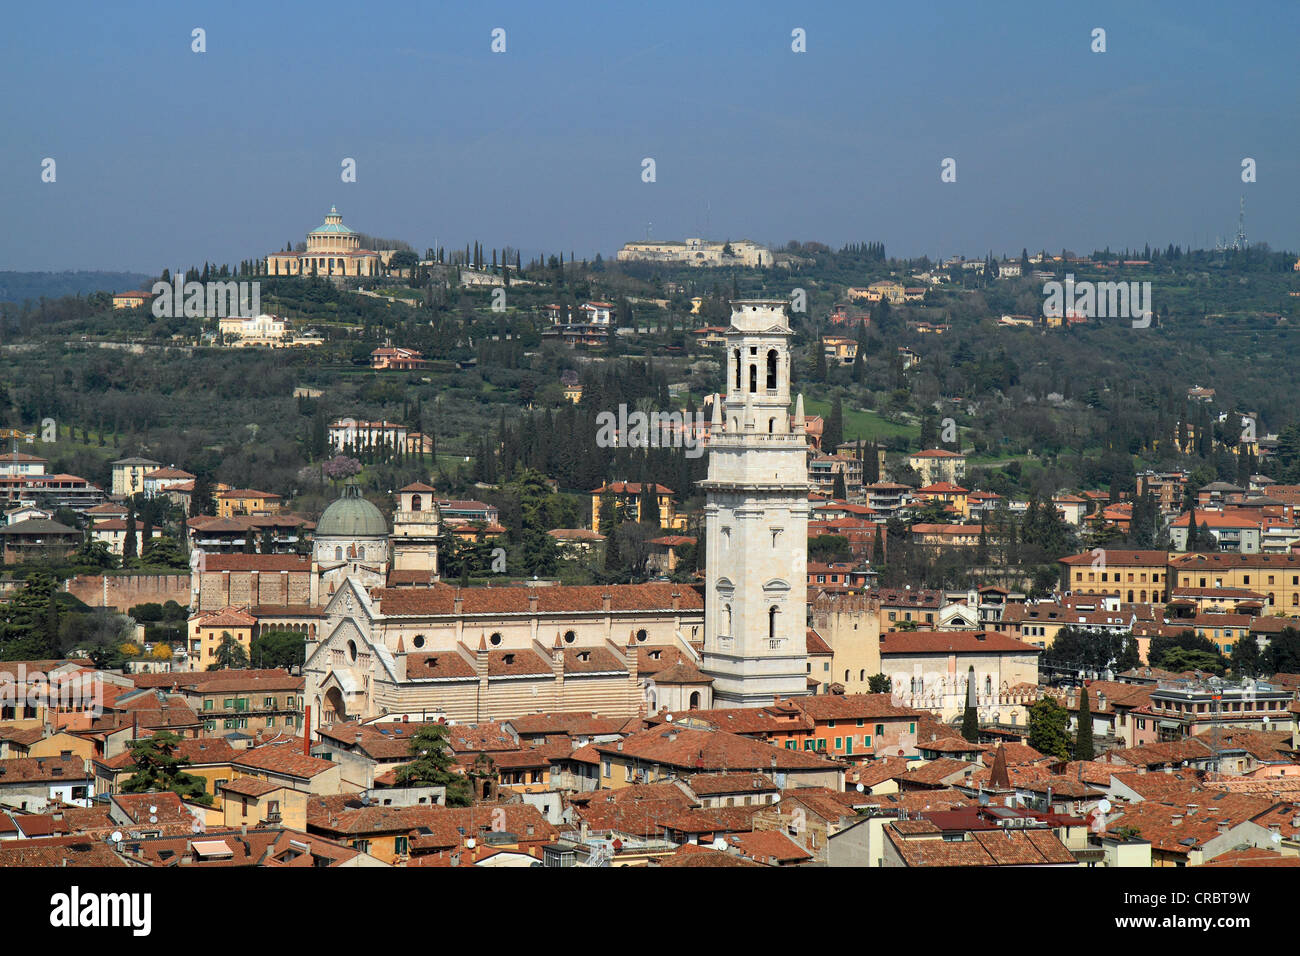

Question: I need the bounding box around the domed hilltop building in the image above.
[265,205,382,278]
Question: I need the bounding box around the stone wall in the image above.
[64,573,191,612]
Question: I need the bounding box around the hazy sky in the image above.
[1,0,1296,272]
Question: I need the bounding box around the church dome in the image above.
[309,205,354,235]
[317,482,388,538]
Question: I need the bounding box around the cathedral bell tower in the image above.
[700,300,812,706]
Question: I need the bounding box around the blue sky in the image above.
[0,0,1295,272]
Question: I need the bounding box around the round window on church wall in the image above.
[636,629,648,643]
[413,635,425,649]
[348,640,357,661]
[564,631,576,644]
[490,633,502,646]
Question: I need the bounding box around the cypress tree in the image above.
[961,666,979,742]
[1075,686,1095,760]
[832,471,847,501]
[824,396,844,451]
[123,509,138,562]
[640,484,661,527]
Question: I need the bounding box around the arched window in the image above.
[859,669,865,682]
[689,691,700,709]
[412,496,422,511]
[749,364,757,393]
[768,418,775,434]
[985,675,992,696]
[769,605,778,639]
[733,348,741,389]
[844,670,850,681]
[334,546,342,561]
[766,349,778,389]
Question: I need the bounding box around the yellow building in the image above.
[220,778,307,830]
[111,457,161,497]
[821,336,858,366]
[915,482,969,517]
[1058,549,1170,603]
[187,607,256,670]
[907,449,967,485]
[1170,553,1300,613]
[590,481,685,532]
[112,291,151,310]
[27,731,97,762]
[216,488,283,518]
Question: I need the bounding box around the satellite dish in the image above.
[711,837,728,851]
[1272,831,1282,845]
[110,831,123,844]
[360,795,371,806]
[149,805,157,814]
[149,815,158,824]
[771,794,781,803]
[664,714,674,723]
[856,783,865,793]
[1097,799,1112,814]
[465,838,476,849]
[190,819,203,834]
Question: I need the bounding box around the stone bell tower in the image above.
[700,300,812,706]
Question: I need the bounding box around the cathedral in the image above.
[302,300,812,729]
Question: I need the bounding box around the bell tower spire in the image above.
[700,300,811,705]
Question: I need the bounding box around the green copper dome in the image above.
[317,482,388,537]
[310,205,354,235]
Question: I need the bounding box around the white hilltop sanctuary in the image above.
[700,300,812,706]
[617,237,772,268]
